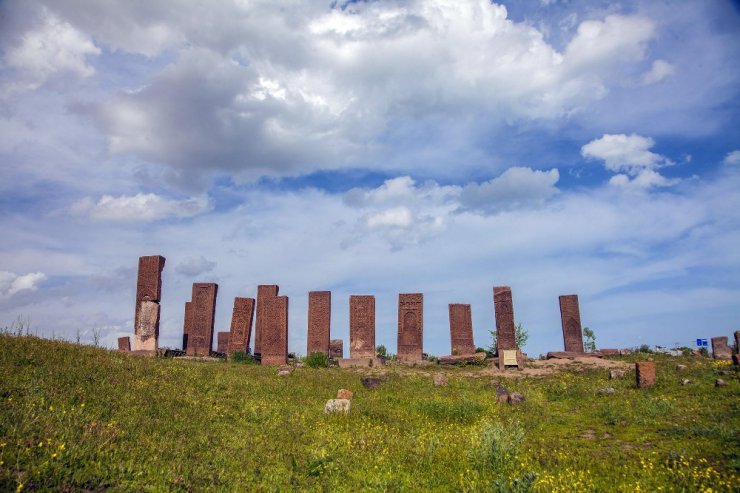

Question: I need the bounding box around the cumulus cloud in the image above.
[2,7,100,94]
[459,167,559,212]
[638,59,675,85]
[723,150,740,166]
[0,271,47,298]
[175,256,216,277]
[69,193,211,222]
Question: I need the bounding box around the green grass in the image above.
[1,335,738,492]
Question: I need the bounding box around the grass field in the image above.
[1,334,738,492]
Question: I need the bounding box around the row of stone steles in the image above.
[123,255,592,365]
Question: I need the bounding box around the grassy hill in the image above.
[1,334,738,492]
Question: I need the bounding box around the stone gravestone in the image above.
[711,336,732,360]
[449,303,475,355]
[227,297,255,356]
[307,291,331,356]
[636,361,656,388]
[133,255,166,351]
[735,331,740,354]
[186,283,218,357]
[182,301,193,351]
[261,295,289,365]
[330,339,344,359]
[493,286,517,352]
[349,295,375,358]
[397,293,423,362]
[254,285,279,357]
[217,331,230,353]
[118,336,131,352]
[559,294,584,353]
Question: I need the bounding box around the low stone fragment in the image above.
[507,392,525,404]
[324,399,351,414]
[596,387,616,395]
[433,373,449,387]
[681,379,692,385]
[361,377,383,389]
[733,354,739,366]
[636,361,656,388]
[675,364,687,370]
[337,389,353,400]
[609,370,625,380]
[715,378,727,387]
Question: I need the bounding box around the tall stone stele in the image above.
[493,286,524,369]
[307,291,331,356]
[261,295,289,365]
[559,294,584,353]
[227,297,255,357]
[133,255,165,351]
[349,295,375,358]
[449,303,475,355]
[254,285,279,357]
[185,283,218,357]
[397,293,423,362]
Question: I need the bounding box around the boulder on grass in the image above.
[324,399,351,414]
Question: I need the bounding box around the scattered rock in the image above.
[495,385,510,403]
[681,379,692,386]
[597,387,616,395]
[675,364,687,370]
[433,373,449,387]
[507,392,525,404]
[715,379,727,387]
[324,399,351,414]
[609,370,625,380]
[277,369,292,377]
[361,377,383,389]
[336,389,353,400]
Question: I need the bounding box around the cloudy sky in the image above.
[1,0,739,357]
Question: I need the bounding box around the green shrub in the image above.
[230,351,257,364]
[376,345,387,357]
[470,421,525,470]
[305,351,329,368]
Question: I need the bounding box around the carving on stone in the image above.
[559,295,584,353]
[185,283,218,357]
[254,285,279,356]
[227,297,255,356]
[449,303,475,355]
[133,255,165,351]
[307,291,331,356]
[261,295,288,365]
[493,286,517,352]
[397,293,423,362]
[350,295,375,358]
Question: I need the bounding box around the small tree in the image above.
[583,327,596,352]
[489,323,528,354]
[305,352,329,368]
[375,345,387,357]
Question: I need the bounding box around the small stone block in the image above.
[336,389,353,400]
[324,399,351,414]
[711,336,732,360]
[361,376,383,389]
[609,369,625,380]
[117,336,131,352]
[636,361,656,388]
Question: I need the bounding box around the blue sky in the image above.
[0,0,738,357]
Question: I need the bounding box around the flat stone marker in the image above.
[227,297,255,356]
[559,294,584,353]
[186,283,218,357]
[261,295,288,365]
[330,339,344,359]
[182,301,193,351]
[216,331,229,353]
[117,336,131,352]
[449,303,475,356]
[712,336,732,360]
[397,293,423,362]
[350,295,375,359]
[636,361,656,388]
[133,255,165,351]
[254,285,279,357]
[307,291,331,356]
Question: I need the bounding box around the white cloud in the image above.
[459,167,559,212]
[608,169,680,190]
[70,193,211,222]
[0,271,47,298]
[3,8,100,94]
[175,256,217,277]
[723,150,740,165]
[638,59,675,85]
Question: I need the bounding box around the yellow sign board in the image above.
[502,350,518,366]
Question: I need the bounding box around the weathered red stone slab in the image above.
[261,295,288,365]
[217,331,229,353]
[350,295,375,358]
[735,331,740,353]
[307,291,331,356]
[547,351,603,359]
[397,293,423,362]
[330,339,344,359]
[186,283,218,356]
[711,336,732,360]
[493,286,517,352]
[559,294,584,353]
[449,303,475,355]
[227,297,255,356]
[117,336,131,352]
[636,361,656,388]
[254,285,279,356]
[133,255,165,351]
[182,301,193,351]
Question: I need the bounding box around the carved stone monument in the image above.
[261,295,288,365]
[185,283,218,357]
[254,285,279,357]
[182,301,193,351]
[711,336,732,360]
[397,293,423,362]
[493,286,517,352]
[133,255,165,351]
[636,361,656,388]
[117,336,131,352]
[227,297,255,356]
[217,331,229,353]
[449,303,475,355]
[735,331,740,353]
[350,295,375,358]
[559,294,584,353]
[307,291,331,356]
[330,339,344,359]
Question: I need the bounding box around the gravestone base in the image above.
[338,357,384,368]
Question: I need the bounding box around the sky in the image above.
[0,0,739,357]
